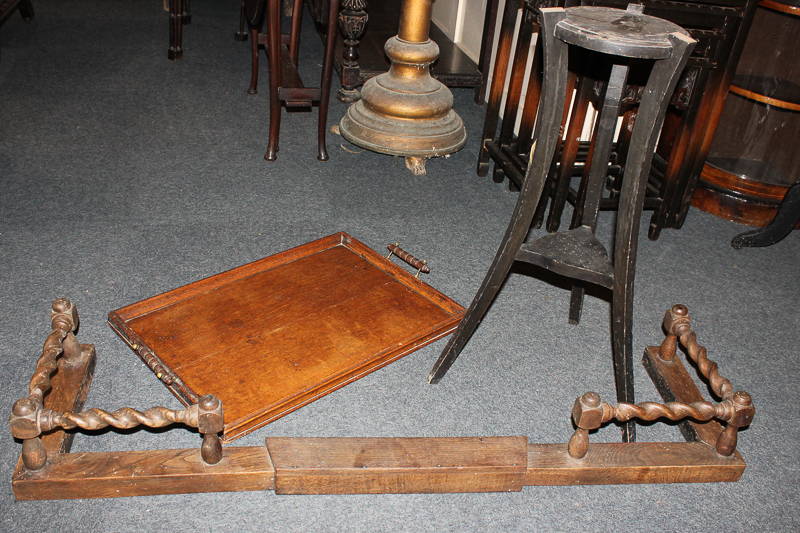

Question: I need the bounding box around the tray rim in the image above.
[111,232,464,320]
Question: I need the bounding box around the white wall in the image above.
[431,0,460,41]
[431,0,486,64]
[454,0,487,62]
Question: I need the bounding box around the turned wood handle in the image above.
[387,243,430,274]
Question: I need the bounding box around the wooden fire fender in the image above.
[10,301,751,500]
[13,436,745,500]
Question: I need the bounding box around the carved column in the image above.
[337,0,369,102]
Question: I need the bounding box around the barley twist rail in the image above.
[606,399,736,423]
[568,305,754,460]
[10,299,225,472]
[28,298,81,403]
[48,406,197,431]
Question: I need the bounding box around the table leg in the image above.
[168,0,184,60]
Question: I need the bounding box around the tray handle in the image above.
[386,243,430,278]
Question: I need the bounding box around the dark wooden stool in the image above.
[245,0,339,161]
[429,4,695,443]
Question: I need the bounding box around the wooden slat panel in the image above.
[12,447,274,501]
[267,437,528,494]
[526,442,745,485]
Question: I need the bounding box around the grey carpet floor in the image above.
[1,1,798,531]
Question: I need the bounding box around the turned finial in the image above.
[198,394,224,465]
[568,392,608,459]
[50,298,79,332]
[659,304,688,361]
[715,391,755,457]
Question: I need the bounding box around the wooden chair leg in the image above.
[18,0,34,22]
[515,34,542,160]
[611,284,636,443]
[608,108,637,198]
[289,0,302,65]
[668,69,728,232]
[494,8,534,185]
[265,0,281,161]
[316,0,339,161]
[428,232,529,383]
[236,0,249,41]
[478,0,521,178]
[568,281,585,325]
[248,26,259,95]
[569,131,597,231]
[532,72,576,226]
[609,35,695,443]
[652,69,713,238]
[531,153,560,229]
[647,98,694,240]
[570,63,628,329]
[501,37,544,194]
[546,74,591,233]
[168,0,184,60]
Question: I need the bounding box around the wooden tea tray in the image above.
[108,232,465,442]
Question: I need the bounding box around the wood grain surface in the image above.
[13,447,274,500]
[266,436,528,494]
[110,233,465,442]
[526,442,745,485]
